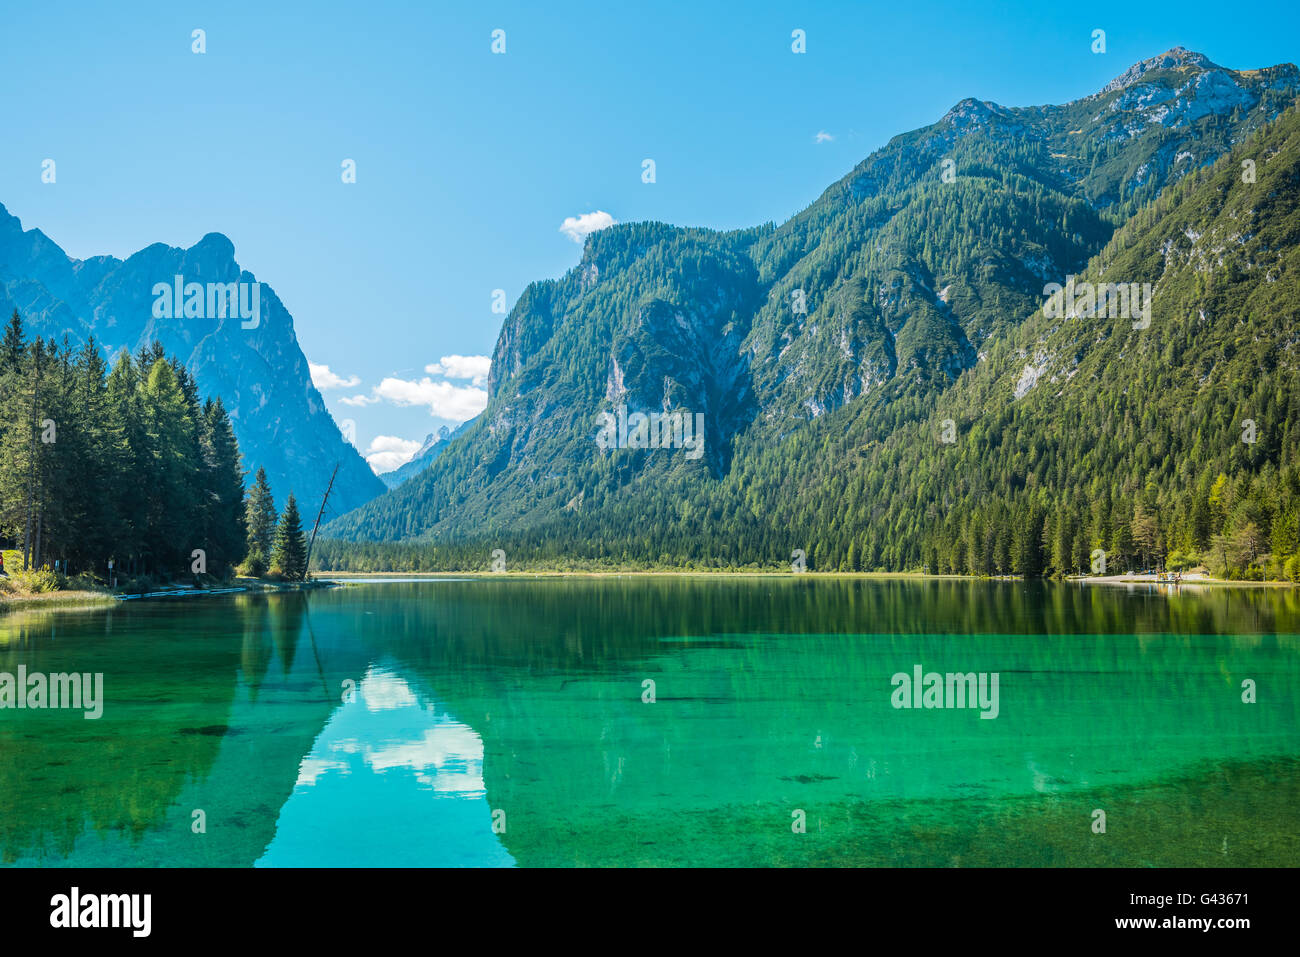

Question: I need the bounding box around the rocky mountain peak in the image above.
[193,232,237,261]
[1101,47,1220,94]
[0,204,385,516]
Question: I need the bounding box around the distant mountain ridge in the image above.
[0,206,384,516]
[378,424,466,489]
[325,48,1300,552]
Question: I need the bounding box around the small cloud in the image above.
[425,355,491,387]
[339,393,379,407]
[365,435,422,474]
[310,362,361,390]
[560,210,616,243]
[814,130,834,144]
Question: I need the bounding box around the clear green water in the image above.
[1,577,1298,867]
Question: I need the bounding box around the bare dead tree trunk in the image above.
[304,462,340,582]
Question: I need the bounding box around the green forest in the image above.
[0,311,310,592]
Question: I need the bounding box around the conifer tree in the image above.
[270,493,308,581]
[0,312,29,555]
[200,397,247,575]
[140,358,200,572]
[244,467,278,576]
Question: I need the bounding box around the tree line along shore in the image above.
[0,310,314,605]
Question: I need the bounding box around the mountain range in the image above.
[0,209,383,516]
[322,48,1300,578]
[378,424,464,489]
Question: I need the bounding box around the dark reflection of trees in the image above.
[353,577,1300,677]
[239,598,273,696]
[0,592,351,866]
[0,603,242,863]
[268,593,306,676]
[240,593,307,693]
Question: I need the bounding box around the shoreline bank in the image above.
[3,569,1291,615]
[319,569,1295,586]
[0,577,338,614]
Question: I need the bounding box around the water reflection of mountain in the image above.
[352,579,1300,866]
[256,664,514,867]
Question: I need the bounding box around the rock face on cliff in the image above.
[0,204,384,515]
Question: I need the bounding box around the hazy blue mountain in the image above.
[0,204,384,516]
[378,423,468,489]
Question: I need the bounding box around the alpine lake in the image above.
[2,577,1297,867]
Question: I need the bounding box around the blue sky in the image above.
[2,0,1297,472]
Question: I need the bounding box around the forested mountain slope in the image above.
[324,50,1300,579]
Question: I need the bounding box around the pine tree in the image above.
[62,337,123,571]
[140,358,200,573]
[0,312,29,555]
[244,467,277,576]
[270,493,307,581]
[200,397,247,576]
[18,337,55,569]
[106,351,147,569]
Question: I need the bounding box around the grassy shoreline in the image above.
[318,568,1295,586]
[0,575,334,615]
[0,589,118,612]
[2,567,1290,616]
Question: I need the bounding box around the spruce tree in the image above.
[244,467,277,576]
[0,312,29,552]
[140,359,199,573]
[200,397,247,576]
[270,493,307,581]
[106,351,146,568]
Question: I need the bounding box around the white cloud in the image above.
[365,435,423,473]
[295,756,349,787]
[814,130,834,144]
[373,376,488,422]
[425,354,491,386]
[359,668,419,711]
[309,362,361,390]
[339,393,379,407]
[340,356,490,425]
[559,210,616,243]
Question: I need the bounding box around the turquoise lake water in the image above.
[1,577,1297,866]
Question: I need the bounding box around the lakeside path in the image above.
[1077,572,1293,588]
